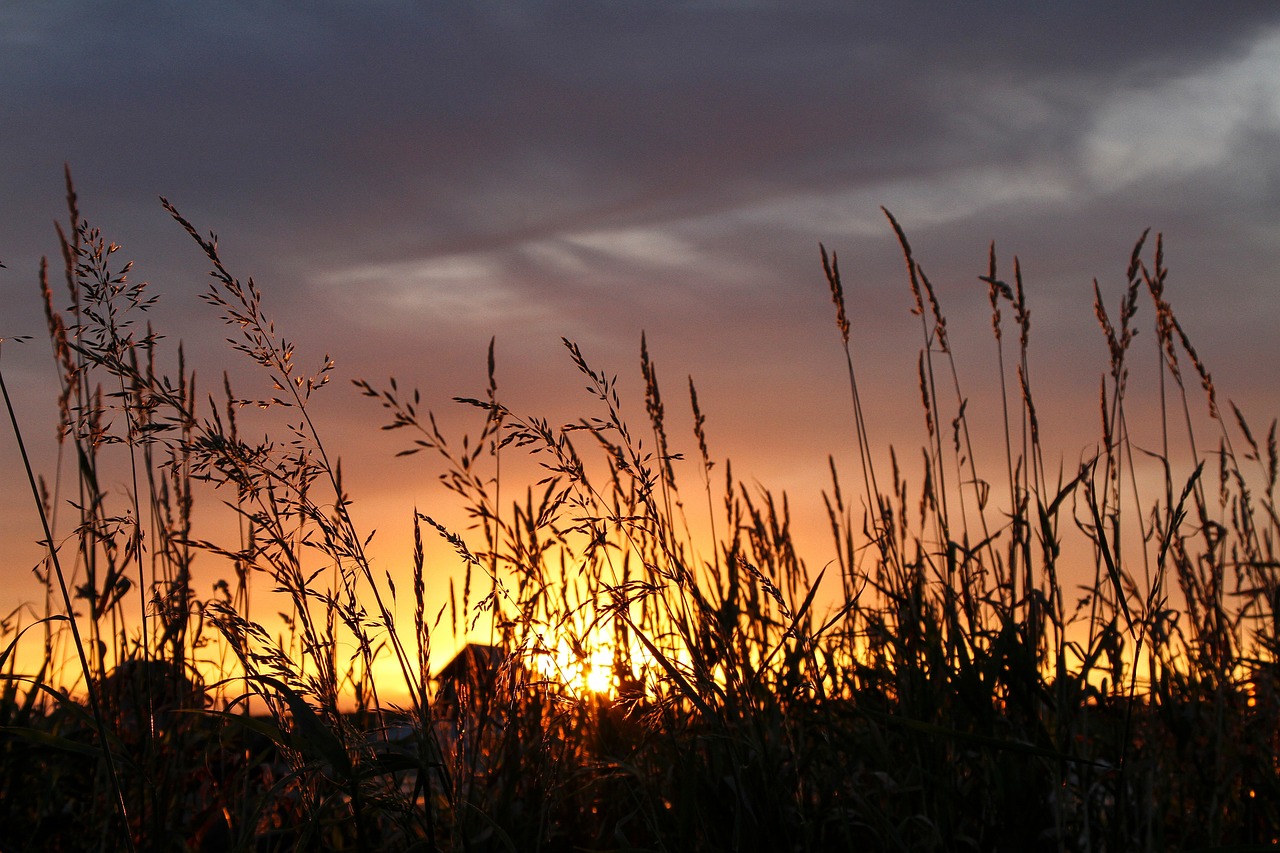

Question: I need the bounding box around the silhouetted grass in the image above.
[0,170,1276,851]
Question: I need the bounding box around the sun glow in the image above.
[531,633,625,697]
[527,625,668,698]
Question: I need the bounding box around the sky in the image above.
[3,2,1280,672]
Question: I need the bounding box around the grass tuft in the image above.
[0,178,1276,850]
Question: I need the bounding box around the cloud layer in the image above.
[3,2,1279,609]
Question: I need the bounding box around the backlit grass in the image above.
[0,170,1276,851]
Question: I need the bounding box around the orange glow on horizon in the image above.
[523,620,677,700]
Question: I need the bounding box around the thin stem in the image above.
[0,345,136,853]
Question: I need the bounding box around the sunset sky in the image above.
[3,3,1280,663]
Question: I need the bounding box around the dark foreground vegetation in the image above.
[1,171,1277,851]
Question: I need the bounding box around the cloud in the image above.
[1084,26,1280,191]
[316,252,550,326]
[731,162,1079,240]
[6,0,1280,647]
[557,228,702,272]
[7,2,1279,267]
[316,220,748,334]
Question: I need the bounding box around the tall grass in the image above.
[0,172,1276,851]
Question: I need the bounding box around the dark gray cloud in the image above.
[8,3,1278,248]
[5,2,1277,343]
[3,2,1280,607]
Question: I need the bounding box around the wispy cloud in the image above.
[317,253,550,326]
[1084,27,1280,191]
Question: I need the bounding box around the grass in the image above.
[0,168,1277,851]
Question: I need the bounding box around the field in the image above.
[1,172,1277,851]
